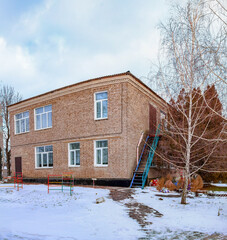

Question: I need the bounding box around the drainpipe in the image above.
[136,131,144,165]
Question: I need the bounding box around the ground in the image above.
[0,184,226,240]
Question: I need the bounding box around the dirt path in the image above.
[109,188,162,229]
[109,188,227,240]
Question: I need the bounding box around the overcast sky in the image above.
[0,0,171,100]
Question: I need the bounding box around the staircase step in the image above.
[130,124,161,189]
[132,181,142,184]
[133,181,142,184]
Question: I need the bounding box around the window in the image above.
[94,91,108,119]
[68,143,80,166]
[15,111,29,134]
[151,160,157,168]
[35,105,52,130]
[94,140,108,166]
[160,111,167,130]
[170,164,175,169]
[162,161,168,169]
[36,145,53,168]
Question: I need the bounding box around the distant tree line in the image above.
[0,85,22,180]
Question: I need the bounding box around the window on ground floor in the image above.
[68,142,80,166]
[35,145,53,168]
[94,140,108,166]
[161,160,169,169]
[151,160,157,167]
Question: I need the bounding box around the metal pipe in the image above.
[136,131,144,165]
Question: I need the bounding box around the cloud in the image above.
[0,0,170,99]
[0,37,36,90]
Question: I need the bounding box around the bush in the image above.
[191,174,203,192]
[156,177,165,191]
[199,172,227,183]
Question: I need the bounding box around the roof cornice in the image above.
[8,71,167,112]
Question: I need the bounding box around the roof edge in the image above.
[8,71,166,109]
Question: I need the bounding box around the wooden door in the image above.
[149,104,157,134]
[15,157,22,173]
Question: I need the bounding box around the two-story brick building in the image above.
[8,71,167,186]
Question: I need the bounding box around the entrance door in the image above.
[149,104,157,134]
[15,157,22,173]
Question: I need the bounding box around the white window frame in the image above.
[94,140,108,167]
[34,105,52,130]
[68,142,80,167]
[14,111,29,134]
[35,145,53,169]
[160,110,167,130]
[94,91,108,120]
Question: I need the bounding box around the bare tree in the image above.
[0,148,2,181]
[0,104,3,180]
[209,0,227,30]
[0,85,22,176]
[202,0,227,117]
[150,0,227,204]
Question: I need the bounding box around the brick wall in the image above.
[10,81,130,179]
[9,74,167,181]
[126,81,167,179]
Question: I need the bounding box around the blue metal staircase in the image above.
[130,124,161,189]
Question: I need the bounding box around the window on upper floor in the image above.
[94,91,108,120]
[94,140,108,166]
[35,105,52,130]
[15,111,29,134]
[160,111,167,130]
[35,145,53,168]
[68,142,80,167]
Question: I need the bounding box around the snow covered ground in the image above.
[0,184,226,240]
[211,183,227,187]
[133,188,227,239]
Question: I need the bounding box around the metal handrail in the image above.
[141,124,161,189]
[129,135,149,188]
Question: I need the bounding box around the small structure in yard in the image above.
[48,173,74,196]
[92,178,97,188]
[0,172,23,191]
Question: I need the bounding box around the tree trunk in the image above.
[0,147,2,180]
[6,116,11,176]
[6,149,11,176]
[181,176,188,204]
[6,124,11,176]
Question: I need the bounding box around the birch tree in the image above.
[151,0,227,204]
[0,86,22,176]
[0,148,2,180]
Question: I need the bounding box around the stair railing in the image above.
[129,135,149,188]
[141,124,161,189]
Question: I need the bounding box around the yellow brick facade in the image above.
[9,72,167,182]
